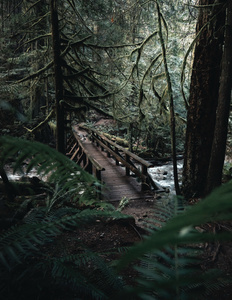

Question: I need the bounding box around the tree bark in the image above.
[0,166,15,202]
[50,0,65,153]
[182,0,226,199]
[206,1,232,194]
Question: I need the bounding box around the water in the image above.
[148,160,183,194]
[6,167,44,181]
[5,160,183,194]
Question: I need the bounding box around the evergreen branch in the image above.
[20,33,51,46]
[130,31,159,58]
[23,109,55,134]
[17,60,54,83]
[17,37,72,83]
[63,66,90,79]
[66,0,94,34]
[160,7,169,44]
[22,0,43,16]
[138,53,162,108]
[185,3,224,9]
[85,42,143,49]
[30,12,50,29]
[70,35,92,47]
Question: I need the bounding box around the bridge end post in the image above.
[115,149,120,165]
[125,154,130,176]
[94,168,102,199]
[141,165,150,191]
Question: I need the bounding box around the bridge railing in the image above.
[80,125,155,191]
[66,130,105,186]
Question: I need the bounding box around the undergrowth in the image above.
[0,136,232,299]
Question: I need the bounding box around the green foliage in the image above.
[116,183,232,299]
[0,207,125,299]
[0,135,126,299]
[1,1,195,155]
[1,2,232,298]
[1,136,232,299]
[0,135,96,202]
[118,183,232,268]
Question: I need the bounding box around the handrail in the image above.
[79,125,154,191]
[66,129,105,184]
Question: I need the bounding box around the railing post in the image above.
[85,160,92,174]
[125,154,130,176]
[82,152,86,168]
[96,169,101,182]
[76,125,154,192]
[115,148,119,165]
[95,169,102,199]
[95,133,99,147]
[107,142,111,157]
[141,165,149,191]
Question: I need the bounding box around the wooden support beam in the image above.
[92,134,147,182]
[80,124,154,191]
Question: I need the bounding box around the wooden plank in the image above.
[72,130,104,172]
[69,126,154,202]
[90,135,147,181]
[80,125,153,168]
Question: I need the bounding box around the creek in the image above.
[6,160,183,195]
[148,160,183,194]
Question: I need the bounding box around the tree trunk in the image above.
[29,0,48,120]
[0,166,15,202]
[50,0,65,153]
[156,1,180,195]
[206,1,232,194]
[182,0,225,199]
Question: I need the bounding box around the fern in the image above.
[0,207,126,299]
[0,204,127,299]
[133,245,206,300]
[0,136,128,299]
[0,135,99,204]
[0,208,125,269]
[1,250,122,300]
[1,136,232,299]
[132,197,203,300]
[117,184,232,299]
[48,251,122,300]
[0,135,89,181]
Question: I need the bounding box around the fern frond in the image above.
[48,258,108,300]
[118,183,232,270]
[0,208,126,270]
[0,135,92,183]
[117,183,232,299]
[0,136,101,207]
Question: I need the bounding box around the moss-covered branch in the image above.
[23,109,55,134]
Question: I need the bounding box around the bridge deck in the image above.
[77,129,153,202]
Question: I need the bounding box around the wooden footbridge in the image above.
[66,125,157,202]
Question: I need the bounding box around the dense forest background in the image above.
[1,1,232,299]
[1,0,232,197]
[0,0,194,168]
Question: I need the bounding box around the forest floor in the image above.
[1,187,232,299]
[1,115,232,299]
